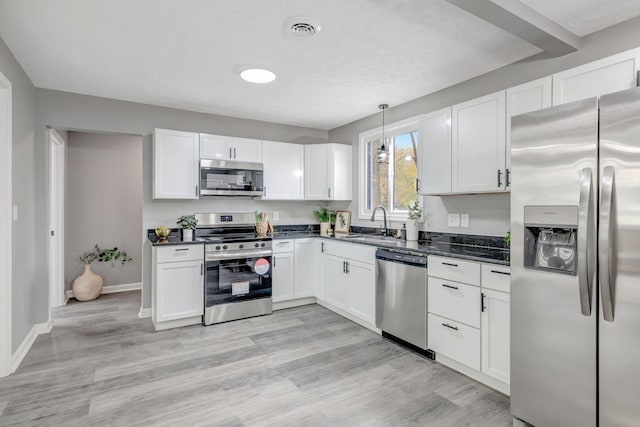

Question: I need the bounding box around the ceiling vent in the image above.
[285,17,321,38]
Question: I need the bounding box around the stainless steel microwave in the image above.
[199,159,264,197]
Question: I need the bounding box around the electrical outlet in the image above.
[460,214,469,228]
[447,213,460,227]
[272,211,279,221]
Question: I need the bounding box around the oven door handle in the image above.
[206,250,273,261]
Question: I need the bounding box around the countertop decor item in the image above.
[406,199,422,241]
[334,211,351,235]
[73,245,133,301]
[154,225,171,239]
[313,207,335,236]
[177,214,197,241]
[256,212,273,236]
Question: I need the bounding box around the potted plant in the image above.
[72,245,133,301]
[313,207,335,236]
[406,199,422,241]
[177,214,198,241]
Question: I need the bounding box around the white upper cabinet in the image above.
[200,133,262,162]
[506,77,552,189]
[553,48,640,106]
[304,143,352,200]
[419,107,452,195]
[153,128,199,199]
[262,140,304,200]
[452,90,506,193]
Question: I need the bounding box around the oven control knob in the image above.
[254,243,259,248]
[222,245,228,250]
[239,244,244,249]
[261,243,266,248]
[215,245,221,250]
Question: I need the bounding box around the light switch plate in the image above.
[272,211,279,221]
[447,213,460,227]
[460,214,469,228]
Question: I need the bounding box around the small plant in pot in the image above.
[406,199,422,241]
[177,215,198,241]
[313,207,335,236]
[73,245,133,301]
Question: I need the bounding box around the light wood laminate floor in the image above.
[0,291,511,426]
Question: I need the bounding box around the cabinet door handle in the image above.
[481,292,486,312]
[273,256,276,268]
[321,242,324,253]
[328,188,331,199]
[442,262,458,267]
[506,169,511,187]
[195,185,199,198]
[415,177,420,193]
[442,284,458,290]
[345,261,349,274]
[229,147,233,159]
[175,248,189,252]
[497,169,502,188]
[442,323,459,331]
[490,269,510,276]
[201,263,204,276]
[234,148,237,159]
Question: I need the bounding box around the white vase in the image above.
[406,220,419,241]
[320,222,330,236]
[182,229,193,241]
[72,264,103,301]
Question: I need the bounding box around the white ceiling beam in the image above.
[445,0,581,56]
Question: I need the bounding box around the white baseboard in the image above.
[434,353,510,396]
[273,297,316,310]
[65,282,142,300]
[11,319,52,373]
[138,308,151,319]
[316,300,381,335]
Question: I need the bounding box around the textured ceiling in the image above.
[520,0,640,37]
[0,0,545,129]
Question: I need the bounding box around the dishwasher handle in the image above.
[375,249,427,268]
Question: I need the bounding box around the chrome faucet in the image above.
[370,205,389,236]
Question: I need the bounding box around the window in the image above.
[359,118,420,220]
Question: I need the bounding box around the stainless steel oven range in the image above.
[195,213,273,325]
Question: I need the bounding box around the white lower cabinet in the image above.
[428,313,481,370]
[481,289,510,384]
[152,244,204,330]
[427,256,510,393]
[272,251,295,303]
[293,239,314,298]
[324,254,348,310]
[345,259,375,324]
[313,239,326,301]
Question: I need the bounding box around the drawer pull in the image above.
[174,248,189,252]
[490,269,510,276]
[442,284,459,290]
[442,262,459,267]
[442,323,459,331]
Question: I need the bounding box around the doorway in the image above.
[48,130,65,307]
[0,71,12,377]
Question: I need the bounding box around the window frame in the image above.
[358,115,424,221]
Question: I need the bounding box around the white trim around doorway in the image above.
[48,129,66,308]
[0,70,13,378]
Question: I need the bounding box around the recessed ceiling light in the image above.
[240,68,276,84]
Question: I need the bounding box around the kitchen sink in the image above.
[339,234,402,244]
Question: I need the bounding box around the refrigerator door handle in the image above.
[577,167,595,316]
[599,166,616,322]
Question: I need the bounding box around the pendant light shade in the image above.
[377,104,389,164]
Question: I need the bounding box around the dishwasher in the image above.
[375,249,428,350]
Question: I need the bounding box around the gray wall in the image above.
[65,131,143,291]
[329,15,640,237]
[34,89,330,314]
[0,37,38,352]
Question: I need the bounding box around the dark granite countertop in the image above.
[272,231,510,266]
[146,226,510,265]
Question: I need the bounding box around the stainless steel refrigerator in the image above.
[510,86,640,427]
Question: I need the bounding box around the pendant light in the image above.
[377,104,389,163]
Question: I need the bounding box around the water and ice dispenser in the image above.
[523,206,578,275]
